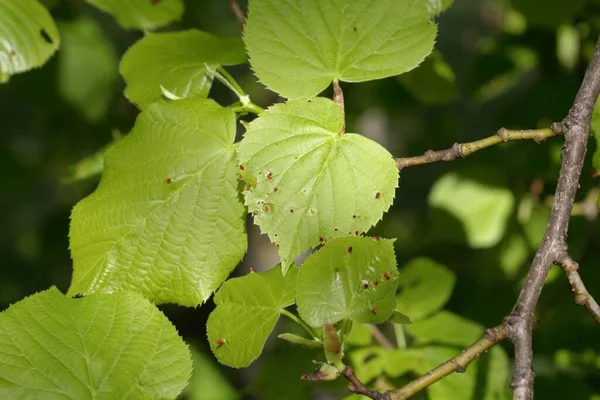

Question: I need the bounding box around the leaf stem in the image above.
[207,65,265,115]
[281,310,320,340]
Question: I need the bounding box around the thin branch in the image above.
[342,366,389,400]
[387,326,506,400]
[333,80,346,134]
[395,125,563,170]
[555,254,600,324]
[228,0,246,29]
[368,325,394,350]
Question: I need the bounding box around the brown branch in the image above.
[555,254,600,324]
[342,366,389,400]
[333,80,346,134]
[227,0,246,29]
[395,126,563,170]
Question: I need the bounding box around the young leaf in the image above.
[0,0,60,83]
[429,169,515,248]
[58,18,118,122]
[120,30,247,108]
[0,287,192,399]
[244,0,437,99]
[85,0,184,30]
[296,237,398,328]
[396,258,455,321]
[69,98,247,306]
[427,0,454,16]
[237,98,398,270]
[388,311,412,325]
[207,267,297,368]
[184,346,239,400]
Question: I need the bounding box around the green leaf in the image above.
[348,347,386,383]
[427,0,454,16]
[63,134,121,184]
[207,267,297,368]
[0,0,60,83]
[429,169,515,248]
[184,346,239,400]
[0,287,192,399]
[69,98,247,306]
[85,0,184,30]
[396,258,455,321]
[120,30,247,108]
[388,311,412,325]
[345,323,371,346]
[237,98,398,270]
[556,25,580,71]
[509,0,585,29]
[385,347,478,400]
[397,50,458,105]
[407,311,483,347]
[58,18,118,122]
[296,237,398,328]
[244,0,437,99]
[483,347,511,400]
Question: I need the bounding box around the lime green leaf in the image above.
[237,98,398,270]
[0,0,59,83]
[296,237,398,328]
[427,0,454,16]
[349,347,386,383]
[185,346,239,400]
[429,169,515,248]
[63,134,121,184]
[244,0,437,99]
[483,347,511,400]
[556,25,580,71]
[58,18,118,122]
[397,50,458,105]
[345,323,371,346]
[85,0,183,30]
[120,30,247,108]
[0,287,192,399]
[396,258,455,321]
[207,267,297,368]
[69,99,247,306]
[385,347,478,399]
[388,311,412,325]
[407,311,483,347]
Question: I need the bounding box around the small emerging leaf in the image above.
[244,0,437,99]
[121,30,247,108]
[0,0,60,83]
[278,333,321,348]
[296,237,398,328]
[388,311,412,325]
[0,287,192,399]
[85,0,184,30]
[237,98,398,271]
[207,267,298,368]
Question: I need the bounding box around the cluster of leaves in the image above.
[1,0,600,399]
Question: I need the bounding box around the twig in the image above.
[387,326,506,400]
[228,0,246,29]
[368,325,394,350]
[555,254,600,324]
[342,366,389,400]
[333,80,346,134]
[395,125,563,169]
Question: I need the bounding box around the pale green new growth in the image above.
[207,267,297,368]
[237,98,398,271]
[0,0,60,83]
[388,311,412,325]
[427,0,454,16]
[69,99,247,306]
[120,30,247,108]
[296,237,398,328]
[85,0,183,30]
[429,171,515,248]
[0,287,192,399]
[244,0,437,99]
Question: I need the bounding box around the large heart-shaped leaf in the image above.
[207,267,297,368]
[244,0,437,99]
[0,287,192,399]
[85,0,183,30]
[237,97,398,271]
[0,0,60,83]
[120,30,247,108]
[69,98,247,306]
[296,237,398,328]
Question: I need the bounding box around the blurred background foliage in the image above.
[1,0,600,398]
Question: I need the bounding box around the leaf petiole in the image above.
[205,64,264,115]
[281,309,320,341]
